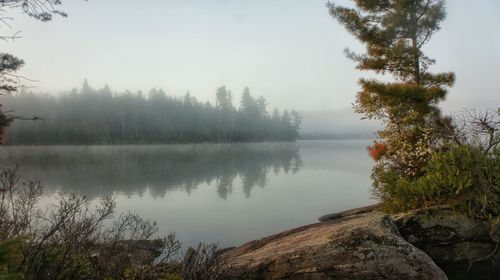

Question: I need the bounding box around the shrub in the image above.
[0,237,24,279]
[0,168,228,280]
[372,144,499,221]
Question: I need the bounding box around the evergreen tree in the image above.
[256,96,268,118]
[271,108,282,140]
[281,110,295,141]
[290,110,302,139]
[215,86,233,111]
[328,0,455,177]
[239,87,256,115]
[215,86,235,140]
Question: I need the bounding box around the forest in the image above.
[2,81,302,145]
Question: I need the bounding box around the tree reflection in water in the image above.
[0,143,302,199]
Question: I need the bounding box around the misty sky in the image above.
[3,0,500,112]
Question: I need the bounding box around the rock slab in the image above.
[222,211,447,280]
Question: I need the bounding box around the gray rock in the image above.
[393,206,499,264]
[222,211,447,280]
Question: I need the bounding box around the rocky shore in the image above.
[220,205,499,279]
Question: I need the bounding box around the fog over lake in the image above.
[0,140,374,248]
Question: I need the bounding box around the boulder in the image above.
[222,211,447,280]
[393,206,500,278]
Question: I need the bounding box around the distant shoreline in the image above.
[299,133,376,141]
[1,138,376,146]
[0,140,302,147]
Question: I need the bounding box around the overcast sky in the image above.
[3,0,500,112]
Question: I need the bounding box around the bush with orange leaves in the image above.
[367,141,387,161]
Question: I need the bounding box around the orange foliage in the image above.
[367,141,387,161]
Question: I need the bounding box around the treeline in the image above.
[2,81,301,144]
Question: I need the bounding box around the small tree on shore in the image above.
[327,0,455,178]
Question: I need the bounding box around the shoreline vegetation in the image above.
[2,82,301,145]
[0,167,231,279]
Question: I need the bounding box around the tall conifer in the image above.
[328,0,455,177]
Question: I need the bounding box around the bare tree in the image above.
[446,108,500,154]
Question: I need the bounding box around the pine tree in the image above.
[328,0,455,177]
[215,86,233,111]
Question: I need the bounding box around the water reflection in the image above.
[0,143,302,200]
[0,141,374,247]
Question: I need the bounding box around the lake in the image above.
[0,140,375,249]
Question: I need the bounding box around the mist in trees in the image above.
[2,81,301,144]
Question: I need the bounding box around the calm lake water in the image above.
[0,140,375,248]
